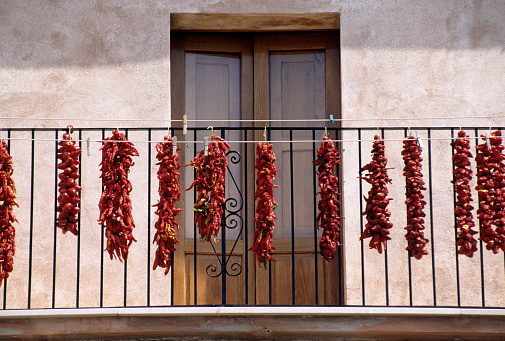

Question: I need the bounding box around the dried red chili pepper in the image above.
[153,136,182,275]
[313,137,342,262]
[402,136,429,259]
[98,129,139,262]
[56,125,82,236]
[186,135,230,242]
[0,141,17,286]
[475,130,505,254]
[452,130,477,257]
[250,142,278,268]
[359,135,393,254]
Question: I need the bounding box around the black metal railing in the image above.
[1,126,504,309]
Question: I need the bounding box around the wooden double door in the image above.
[171,31,341,305]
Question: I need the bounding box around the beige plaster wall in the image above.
[1,0,505,309]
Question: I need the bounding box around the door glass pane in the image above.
[269,50,326,238]
[184,52,242,240]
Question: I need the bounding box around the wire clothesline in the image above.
[1,115,505,123]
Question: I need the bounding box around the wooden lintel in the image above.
[171,13,340,32]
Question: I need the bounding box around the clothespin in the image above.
[86,137,90,156]
[486,128,492,149]
[172,136,177,156]
[183,115,187,136]
[204,136,209,156]
[416,131,423,151]
[263,127,267,141]
[329,115,334,125]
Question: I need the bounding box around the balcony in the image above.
[1,126,505,339]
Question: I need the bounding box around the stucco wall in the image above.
[1,0,505,309]
[1,0,504,128]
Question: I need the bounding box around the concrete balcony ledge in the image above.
[1,306,505,340]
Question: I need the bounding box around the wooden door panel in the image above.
[186,254,243,305]
[256,252,339,305]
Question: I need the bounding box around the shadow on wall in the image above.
[0,1,171,69]
[1,0,505,70]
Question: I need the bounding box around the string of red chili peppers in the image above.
[153,136,182,275]
[186,134,230,242]
[452,130,477,257]
[250,142,278,268]
[475,130,505,254]
[56,125,82,236]
[98,129,139,262]
[313,136,342,262]
[0,141,17,286]
[359,135,393,254]
[402,136,429,259]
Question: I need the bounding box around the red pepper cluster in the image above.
[98,130,139,262]
[0,141,17,285]
[153,136,182,275]
[186,135,230,242]
[250,142,278,268]
[402,136,429,259]
[313,137,342,262]
[452,130,477,257]
[359,135,393,254]
[56,126,82,236]
[475,130,505,254]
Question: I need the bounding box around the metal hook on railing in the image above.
[207,126,214,136]
[324,126,328,139]
[167,126,171,138]
[67,125,74,135]
[486,127,492,149]
[263,127,267,141]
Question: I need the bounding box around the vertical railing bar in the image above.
[52,129,59,309]
[405,128,413,307]
[450,128,461,307]
[170,128,175,306]
[336,127,343,306]
[100,128,105,308]
[27,129,35,309]
[382,128,389,307]
[147,128,152,307]
[221,129,226,306]
[124,128,128,307]
[193,129,198,305]
[289,129,295,305]
[428,128,437,307]
[312,129,319,305]
[76,128,82,308]
[244,129,249,305]
[475,128,486,307]
[358,128,365,306]
[3,130,11,309]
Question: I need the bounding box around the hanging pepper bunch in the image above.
[313,137,342,262]
[250,142,278,268]
[98,129,139,262]
[402,136,429,259]
[153,136,182,275]
[56,126,82,236]
[359,135,393,254]
[0,141,17,285]
[452,130,477,257]
[475,130,505,254]
[186,135,230,242]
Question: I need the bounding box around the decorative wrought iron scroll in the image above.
[206,150,244,278]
